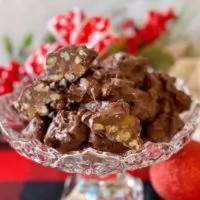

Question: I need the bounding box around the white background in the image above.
[0,0,200,64]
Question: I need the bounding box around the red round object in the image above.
[150,141,200,200]
[1,70,10,81]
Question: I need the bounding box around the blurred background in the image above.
[1,0,200,200]
[1,0,200,64]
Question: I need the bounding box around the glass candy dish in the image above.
[0,78,200,200]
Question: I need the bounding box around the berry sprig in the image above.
[24,7,119,77]
[0,61,26,95]
[0,7,177,96]
[24,43,62,76]
[121,8,177,54]
[48,7,119,52]
[0,34,33,95]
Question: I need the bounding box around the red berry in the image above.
[125,37,139,54]
[0,61,25,95]
[8,61,21,72]
[0,82,12,95]
[164,8,177,21]
[0,70,10,81]
[48,8,119,53]
[6,71,18,82]
[0,67,5,75]
[121,8,176,53]
[121,19,135,29]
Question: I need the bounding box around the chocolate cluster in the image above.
[14,45,191,154]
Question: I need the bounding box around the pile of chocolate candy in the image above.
[14,45,191,154]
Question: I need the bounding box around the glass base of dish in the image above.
[61,173,143,200]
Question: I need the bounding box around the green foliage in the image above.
[43,32,56,43]
[19,33,34,61]
[139,44,174,71]
[21,33,33,49]
[107,38,126,54]
[2,36,13,59]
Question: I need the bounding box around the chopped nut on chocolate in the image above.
[14,82,64,119]
[44,110,89,153]
[89,132,129,154]
[42,45,97,83]
[22,116,48,142]
[89,100,142,150]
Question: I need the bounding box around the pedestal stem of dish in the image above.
[61,171,144,200]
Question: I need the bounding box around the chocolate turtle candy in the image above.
[143,111,184,142]
[158,73,192,113]
[89,100,142,150]
[145,73,191,113]
[42,45,97,83]
[100,53,148,85]
[14,82,64,120]
[130,89,158,121]
[44,110,89,153]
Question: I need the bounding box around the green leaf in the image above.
[2,36,13,58]
[43,32,56,43]
[138,44,174,71]
[18,33,33,62]
[107,38,126,54]
[22,33,33,48]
